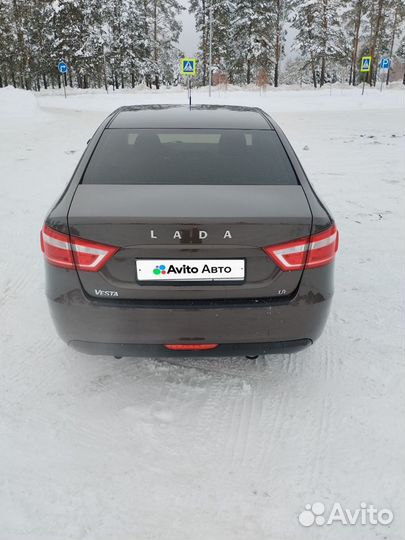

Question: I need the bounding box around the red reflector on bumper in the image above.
[164,344,219,351]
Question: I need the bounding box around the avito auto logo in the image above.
[153,264,167,275]
[153,263,232,276]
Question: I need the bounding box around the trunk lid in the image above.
[68,184,312,300]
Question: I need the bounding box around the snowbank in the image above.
[0,86,39,118]
[33,83,405,115]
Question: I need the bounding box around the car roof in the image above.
[107,105,273,130]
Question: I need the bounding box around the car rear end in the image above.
[41,105,338,357]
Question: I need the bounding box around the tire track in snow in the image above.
[254,380,290,480]
[190,377,232,461]
[226,382,256,467]
[183,355,288,483]
[322,324,335,382]
[148,358,270,476]
[308,395,334,491]
[282,351,302,376]
[296,329,337,490]
[165,355,297,487]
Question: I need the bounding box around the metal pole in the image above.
[189,77,192,109]
[103,45,108,94]
[63,73,67,99]
[208,1,213,97]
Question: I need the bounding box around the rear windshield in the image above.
[82,129,298,185]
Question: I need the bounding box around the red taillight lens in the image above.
[41,225,118,272]
[263,225,339,271]
[70,235,119,272]
[40,225,75,269]
[164,344,219,351]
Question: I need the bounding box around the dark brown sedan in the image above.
[41,105,338,358]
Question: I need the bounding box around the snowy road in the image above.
[0,85,404,540]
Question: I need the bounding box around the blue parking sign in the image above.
[380,58,391,70]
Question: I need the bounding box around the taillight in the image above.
[263,225,338,271]
[41,225,118,272]
[164,344,219,351]
[40,225,75,269]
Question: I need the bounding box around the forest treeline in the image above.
[0,0,404,91]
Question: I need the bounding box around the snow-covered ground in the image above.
[0,84,404,540]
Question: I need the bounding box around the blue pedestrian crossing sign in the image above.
[380,58,391,70]
[360,56,372,73]
[58,61,69,74]
[181,58,197,76]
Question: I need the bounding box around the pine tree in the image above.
[291,0,348,87]
[0,0,14,87]
[343,0,367,85]
[189,0,233,85]
[143,0,183,89]
[28,0,55,90]
[396,35,405,84]
[210,1,234,81]
[384,0,405,84]
[9,0,35,89]
[318,0,347,85]
[231,0,275,84]
[290,0,322,87]
[189,0,209,85]
[367,0,385,84]
[272,0,292,87]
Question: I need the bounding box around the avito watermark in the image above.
[298,501,394,527]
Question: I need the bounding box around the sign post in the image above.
[58,60,69,99]
[360,56,372,95]
[181,58,197,109]
[379,58,391,92]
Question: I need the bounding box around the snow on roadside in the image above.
[35,83,405,114]
[0,86,404,540]
[0,85,40,118]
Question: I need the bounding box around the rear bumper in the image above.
[46,263,334,357]
[69,339,312,357]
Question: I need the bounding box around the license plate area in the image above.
[136,259,245,283]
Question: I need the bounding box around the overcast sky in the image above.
[178,0,200,56]
[179,0,198,56]
[177,0,296,60]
